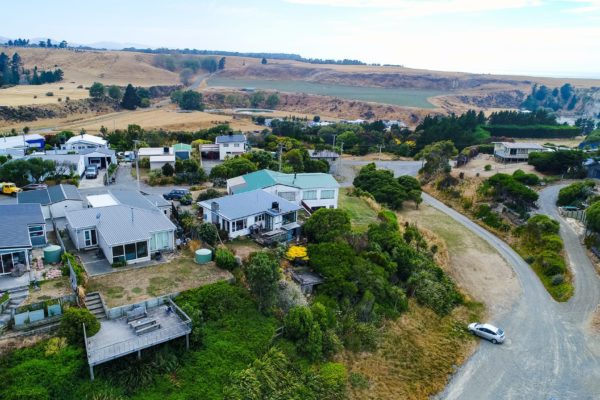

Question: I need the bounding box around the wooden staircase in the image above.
[84,292,106,320]
[0,286,29,333]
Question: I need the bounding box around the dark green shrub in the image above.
[535,251,566,276]
[58,307,100,345]
[198,222,219,246]
[215,248,237,271]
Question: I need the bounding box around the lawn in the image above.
[338,188,380,232]
[87,250,233,308]
[23,277,72,306]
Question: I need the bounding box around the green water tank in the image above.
[43,245,62,264]
[195,248,212,264]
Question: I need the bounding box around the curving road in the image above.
[337,160,600,398]
[431,185,600,399]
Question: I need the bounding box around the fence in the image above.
[13,293,77,329]
[559,207,587,224]
[105,295,178,320]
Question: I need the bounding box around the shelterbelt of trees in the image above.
[0,51,63,86]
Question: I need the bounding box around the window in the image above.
[0,250,26,274]
[84,229,97,247]
[255,213,265,222]
[278,191,296,201]
[125,243,137,261]
[320,190,335,199]
[136,241,148,259]
[112,245,125,264]
[282,212,296,225]
[234,143,240,147]
[223,143,229,147]
[151,231,170,251]
[302,190,317,200]
[28,225,44,238]
[232,218,247,232]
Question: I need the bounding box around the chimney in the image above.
[211,201,219,212]
[271,201,279,211]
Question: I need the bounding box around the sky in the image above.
[2,0,600,78]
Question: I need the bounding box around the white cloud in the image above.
[567,0,600,13]
[285,0,543,17]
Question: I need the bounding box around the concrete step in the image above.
[86,303,104,312]
[84,298,102,306]
[0,314,10,324]
[8,285,28,294]
[8,290,28,299]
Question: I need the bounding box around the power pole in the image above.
[337,142,344,177]
[378,144,384,161]
[134,140,141,192]
[278,142,283,172]
[332,134,337,149]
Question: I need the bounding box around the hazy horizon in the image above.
[2,0,600,79]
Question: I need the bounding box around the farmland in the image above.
[208,77,446,108]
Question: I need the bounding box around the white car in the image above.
[468,322,505,344]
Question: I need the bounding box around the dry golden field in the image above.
[0,81,89,106]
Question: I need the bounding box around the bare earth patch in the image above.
[23,277,72,306]
[453,154,540,179]
[87,251,232,308]
[226,239,264,261]
[399,203,521,318]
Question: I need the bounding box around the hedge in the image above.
[482,125,580,138]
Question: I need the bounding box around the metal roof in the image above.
[307,149,340,158]
[150,155,176,162]
[79,147,116,156]
[215,134,246,144]
[110,190,168,211]
[65,134,107,146]
[87,194,119,208]
[25,153,83,164]
[229,169,339,194]
[0,204,45,248]
[18,184,82,206]
[173,143,192,151]
[199,189,300,220]
[66,205,175,246]
[493,142,545,150]
[0,134,44,150]
[138,147,173,156]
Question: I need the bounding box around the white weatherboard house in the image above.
[66,191,176,265]
[62,134,108,151]
[227,169,340,212]
[493,142,546,162]
[0,204,47,276]
[0,133,45,158]
[216,134,247,160]
[17,184,83,219]
[199,189,301,240]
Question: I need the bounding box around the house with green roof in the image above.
[173,143,192,160]
[226,169,340,212]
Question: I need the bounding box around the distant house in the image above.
[24,153,86,177]
[198,189,301,240]
[150,155,176,170]
[493,142,546,162]
[138,147,173,159]
[215,134,247,160]
[0,204,47,275]
[85,190,171,217]
[62,134,108,151]
[66,194,176,265]
[585,158,600,179]
[227,169,340,211]
[173,143,192,160]
[17,184,83,219]
[307,149,340,163]
[79,147,117,169]
[0,134,45,157]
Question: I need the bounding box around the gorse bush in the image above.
[58,307,100,346]
[215,247,237,271]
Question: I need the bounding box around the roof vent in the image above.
[163,147,169,154]
[271,201,279,211]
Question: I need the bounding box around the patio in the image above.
[78,249,177,277]
[85,299,192,380]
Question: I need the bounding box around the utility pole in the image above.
[378,144,384,161]
[134,140,141,192]
[332,134,337,149]
[278,142,283,172]
[337,142,344,177]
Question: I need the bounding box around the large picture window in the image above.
[302,190,317,200]
[231,218,247,232]
[112,245,124,264]
[320,190,335,199]
[282,212,297,225]
[151,231,170,251]
[0,250,26,275]
[113,241,149,263]
[278,191,296,201]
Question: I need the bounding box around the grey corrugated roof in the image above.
[25,154,83,163]
[144,194,171,208]
[18,184,82,206]
[0,204,45,248]
[215,134,246,144]
[199,189,300,220]
[66,205,175,246]
[79,147,116,156]
[110,190,167,211]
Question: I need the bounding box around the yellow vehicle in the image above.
[0,182,22,196]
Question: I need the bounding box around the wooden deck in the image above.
[84,299,191,379]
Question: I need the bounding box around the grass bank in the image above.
[338,188,380,232]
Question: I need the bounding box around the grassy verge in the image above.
[338,188,380,232]
[424,181,574,302]
[340,300,483,400]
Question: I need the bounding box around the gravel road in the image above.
[337,160,600,399]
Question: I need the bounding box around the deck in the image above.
[85,299,191,378]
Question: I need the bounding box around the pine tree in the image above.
[121,84,140,110]
[10,53,21,84]
[218,57,226,70]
